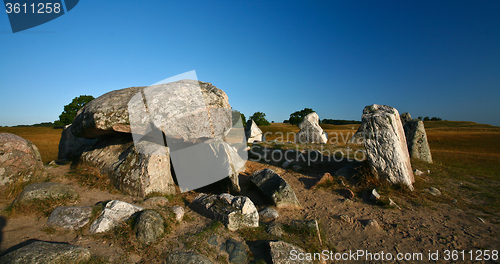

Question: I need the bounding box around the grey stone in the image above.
[348,126,365,145]
[135,210,164,244]
[361,104,414,190]
[339,214,352,223]
[258,207,279,222]
[428,187,441,196]
[0,241,91,264]
[400,112,412,126]
[269,241,312,264]
[89,200,143,234]
[80,135,176,197]
[267,222,283,237]
[452,199,458,204]
[294,112,327,144]
[414,169,424,176]
[404,120,433,163]
[47,206,92,230]
[143,196,170,208]
[0,133,44,188]
[225,238,247,264]
[245,120,263,143]
[189,193,259,231]
[172,206,184,222]
[290,219,322,244]
[13,182,78,205]
[370,189,380,201]
[250,169,301,209]
[282,160,292,169]
[362,219,381,229]
[165,251,214,264]
[57,124,98,160]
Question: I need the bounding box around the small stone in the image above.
[48,160,58,167]
[477,217,485,223]
[249,169,301,209]
[427,170,431,174]
[225,239,247,264]
[172,206,184,222]
[282,160,292,169]
[258,208,279,222]
[143,196,169,208]
[339,214,351,223]
[292,165,302,172]
[165,251,214,264]
[363,219,381,229]
[452,199,458,204]
[47,206,93,230]
[414,169,424,176]
[312,172,335,189]
[267,222,283,237]
[135,210,165,244]
[89,200,143,234]
[370,189,380,201]
[13,182,78,205]
[388,198,401,210]
[428,187,441,196]
[269,241,312,263]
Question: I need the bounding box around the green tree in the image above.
[250,112,270,126]
[56,95,95,125]
[289,108,314,125]
[423,116,430,121]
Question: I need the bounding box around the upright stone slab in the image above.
[294,112,327,144]
[400,112,412,126]
[0,133,44,188]
[249,169,301,208]
[245,120,263,143]
[404,119,433,163]
[361,104,414,190]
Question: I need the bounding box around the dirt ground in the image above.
[0,160,498,263]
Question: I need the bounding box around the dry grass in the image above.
[0,126,63,163]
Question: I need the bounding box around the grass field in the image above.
[0,127,63,163]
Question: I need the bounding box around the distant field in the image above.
[0,127,62,163]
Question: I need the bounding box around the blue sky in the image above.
[1,0,499,126]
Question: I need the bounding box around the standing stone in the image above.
[294,112,327,144]
[47,206,93,230]
[0,241,91,264]
[404,119,433,163]
[135,210,165,244]
[400,112,412,126]
[58,124,98,160]
[249,169,301,208]
[245,120,263,143]
[89,200,143,234]
[0,133,44,188]
[361,104,414,190]
[189,193,259,231]
[80,135,176,197]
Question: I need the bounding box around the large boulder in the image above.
[89,200,143,234]
[0,133,44,188]
[47,206,93,230]
[189,193,259,231]
[249,169,301,208]
[245,120,263,143]
[361,104,414,190]
[80,135,176,197]
[0,241,91,264]
[13,182,78,205]
[294,112,327,144]
[58,124,98,160]
[403,119,433,163]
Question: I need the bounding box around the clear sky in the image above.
[1,1,499,126]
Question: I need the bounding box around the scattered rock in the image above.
[370,189,380,201]
[269,241,312,263]
[404,119,433,163]
[0,133,45,188]
[291,165,302,172]
[339,214,352,223]
[165,251,214,264]
[80,136,177,197]
[142,196,170,208]
[414,169,424,176]
[388,198,402,210]
[267,222,283,237]
[225,238,248,264]
[282,160,292,169]
[135,210,164,244]
[258,207,279,222]
[245,120,263,143]
[89,200,143,234]
[250,169,301,209]
[477,217,485,223]
[294,112,328,144]
[48,160,58,167]
[47,206,93,230]
[452,199,458,204]
[58,124,98,160]
[428,187,442,196]
[362,219,381,229]
[339,188,355,199]
[189,193,259,231]
[0,240,91,264]
[13,182,78,205]
[360,104,415,190]
[172,206,184,222]
[312,172,334,189]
